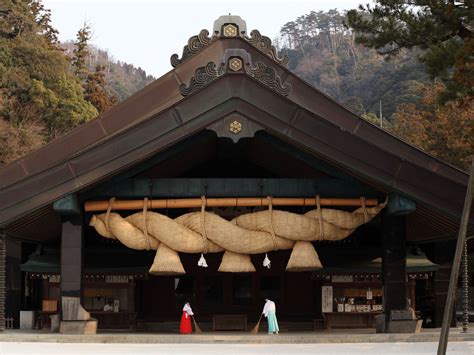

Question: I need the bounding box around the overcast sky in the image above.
[43,0,366,78]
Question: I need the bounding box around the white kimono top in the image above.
[262,300,276,317]
[183,304,194,318]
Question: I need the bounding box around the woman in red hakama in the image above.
[180,302,194,334]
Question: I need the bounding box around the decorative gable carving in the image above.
[179,49,292,97]
[244,61,291,96]
[245,30,289,67]
[170,29,216,68]
[179,62,225,96]
[170,15,289,68]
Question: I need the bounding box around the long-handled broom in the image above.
[250,314,263,335]
[192,316,202,334]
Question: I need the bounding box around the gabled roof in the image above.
[0,16,471,236]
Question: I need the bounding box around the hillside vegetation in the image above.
[1,2,471,170]
[277,9,472,169]
[0,1,154,165]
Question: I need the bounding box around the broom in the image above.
[192,316,202,334]
[250,314,263,334]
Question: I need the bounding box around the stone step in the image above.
[142,321,314,332]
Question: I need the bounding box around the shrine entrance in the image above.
[136,251,317,331]
[4,16,465,337]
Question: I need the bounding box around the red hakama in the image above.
[180,311,192,334]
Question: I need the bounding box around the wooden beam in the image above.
[84,197,379,212]
[81,178,379,200]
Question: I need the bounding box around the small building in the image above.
[0,16,472,332]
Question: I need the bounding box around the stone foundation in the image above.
[59,319,98,334]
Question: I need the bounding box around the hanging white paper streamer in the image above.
[263,253,271,269]
[198,253,208,268]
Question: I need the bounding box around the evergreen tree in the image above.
[346,0,473,102]
[29,0,59,47]
[0,0,97,163]
[72,23,91,80]
[84,64,116,114]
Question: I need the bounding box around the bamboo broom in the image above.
[250,314,263,335]
[192,316,202,334]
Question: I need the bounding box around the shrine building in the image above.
[0,15,472,333]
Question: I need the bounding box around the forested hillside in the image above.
[0,1,154,165]
[277,10,429,118]
[277,8,472,170]
[62,41,155,102]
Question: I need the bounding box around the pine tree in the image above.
[346,0,473,102]
[29,0,59,47]
[84,65,116,114]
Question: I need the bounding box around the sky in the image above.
[42,0,366,78]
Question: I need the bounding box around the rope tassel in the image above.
[198,253,208,268]
[263,253,271,269]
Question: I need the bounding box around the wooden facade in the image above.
[0,15,472,332]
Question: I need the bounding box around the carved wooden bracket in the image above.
[179,49,291,97]
[179,62,225,96]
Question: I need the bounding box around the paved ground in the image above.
[2,328,474,344]
[1,342,474,354]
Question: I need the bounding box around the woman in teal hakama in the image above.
[262,298,279,334]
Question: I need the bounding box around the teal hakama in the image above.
[263,299,279,334]
[266,311,279,334]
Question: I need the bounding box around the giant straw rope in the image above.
[89,196,386,274]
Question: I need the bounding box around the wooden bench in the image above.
[212,314,247,331]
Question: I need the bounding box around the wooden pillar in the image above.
[60,215,83,299]
[380,192,417,332]
[0,230,6,331]
[382,213,407,318]
[5,237,21,328]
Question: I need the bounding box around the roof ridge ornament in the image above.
[245,30,289,67]
[245,61,291,96]
[179,49,291,97]
[170,15,289,68]
[170,30,217,68]
[179,62,225,96]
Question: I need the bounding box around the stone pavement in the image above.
[0,327,473,344]
[1,342,474,354]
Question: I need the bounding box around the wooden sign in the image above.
[322,286,333,312]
